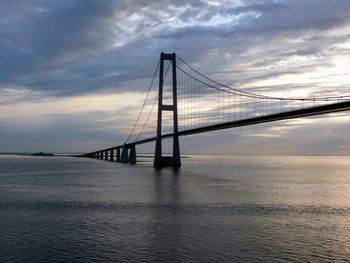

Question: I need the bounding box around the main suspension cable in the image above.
[176,54,350,102]
[125,59,160,143]
[134,60,172,142]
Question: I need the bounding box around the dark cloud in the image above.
[1,0,350,153]
[0,0,348,94]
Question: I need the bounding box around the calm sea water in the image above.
[1,155,350,262]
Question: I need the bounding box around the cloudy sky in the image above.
[1,0,350,154]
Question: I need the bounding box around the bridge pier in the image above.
[120,144,137,164]
[110,150,114,161]
[116,148,121,162]
[154,52,181,169]
[121,145,128,163]
[128,145,137,164]
[90,147,135,163]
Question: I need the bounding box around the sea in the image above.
[0,155,349,262]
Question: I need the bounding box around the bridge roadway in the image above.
[84,100,350,156]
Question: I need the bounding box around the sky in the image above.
[1,0,350,154]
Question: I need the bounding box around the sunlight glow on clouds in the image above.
[0,90,144,123]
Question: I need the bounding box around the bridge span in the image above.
[81,52,350,168]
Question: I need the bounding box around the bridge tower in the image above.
[154,52,181,169]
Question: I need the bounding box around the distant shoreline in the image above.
[1,153,350,157]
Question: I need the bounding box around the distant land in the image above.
[30,152,54,157]
[0,152,54,156]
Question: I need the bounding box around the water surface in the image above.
[1,155,350,262]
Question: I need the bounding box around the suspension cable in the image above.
[176,54,350,102]
[134,60,172,142]
[125,59,160,143]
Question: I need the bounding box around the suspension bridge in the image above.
[81,52,350,168]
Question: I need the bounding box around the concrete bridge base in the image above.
[117,148,121,162]
[120,144,137,164]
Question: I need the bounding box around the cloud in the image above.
[1,0,350,153]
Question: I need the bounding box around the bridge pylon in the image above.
[154,52,181,169]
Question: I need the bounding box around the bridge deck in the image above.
[87,100,350,155]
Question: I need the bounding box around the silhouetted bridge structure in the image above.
[82,52,350,168]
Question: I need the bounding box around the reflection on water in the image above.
[149,171,183,262]
[0,155,350,262]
